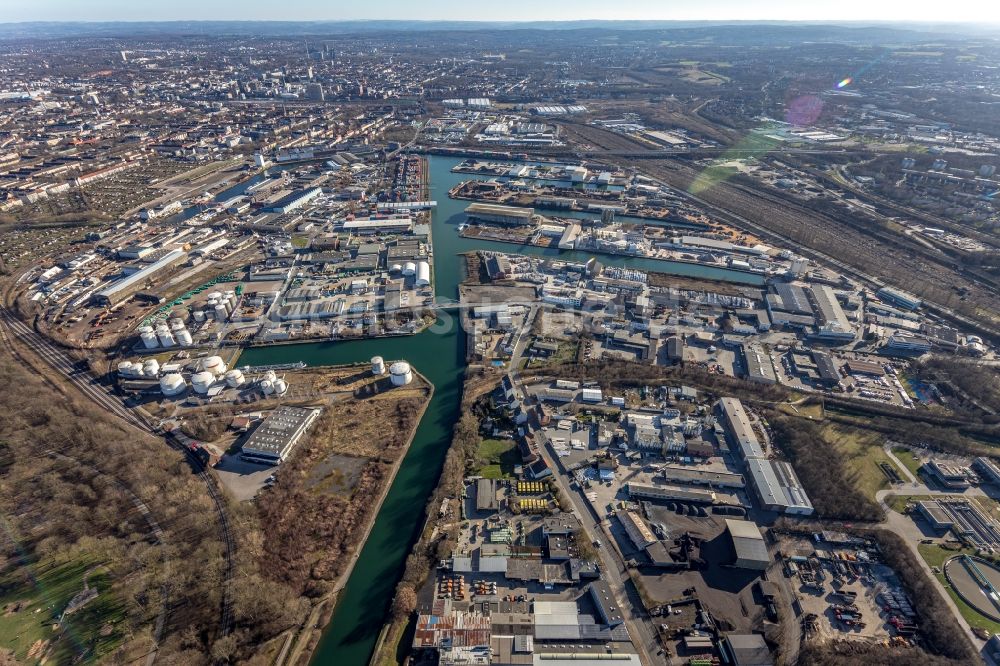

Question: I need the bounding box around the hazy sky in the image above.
[1,0,997,23]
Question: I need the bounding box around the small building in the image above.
[719,633,774,666]
[476,478,499,513]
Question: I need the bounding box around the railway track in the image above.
[0,307,236,639]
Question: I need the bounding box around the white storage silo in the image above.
[176,329,193,346]
[224,369,245,388]
[389,361,413,386]
[415,261,430,287]
[214,303,230,322]
[273,378,288,396]
[390,263,403,273]
[260,379,275,395]
[402,262,417,276]
[139,326,159,349]
[202,356,227,376]
[192,309,206,323]
[170,319,186,332]
[159,373,186,397]
[191,371,215,394]
[264,370,277,384]
[371,356,386,376]
[207,291,223,302]
[225,291,238,310]
[118,361,135,377]
[155,326,175,348]
[142,359,160,378]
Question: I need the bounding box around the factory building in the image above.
[718,397,764,460]
[808,285,855,342]
[974,457,1000,486]
[588,581,624,627]
[240,406,321,465]
[744,458,814,515]
[267,187,322,214]
[765,283,815,329]
[465,202,535,226]
[719,633,774,666]
[620,511,657,550]
[626,482,717,504]
[741,344,777,384]
[725,519,770,570]
[917,500,954,530]
[92,249,187,306]
[923,459,970,490]
[877,286,922,311]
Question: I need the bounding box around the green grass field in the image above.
[0,556,127,663]
[892,447,924,478]
[822,424,897,500]
[477,438,520,479]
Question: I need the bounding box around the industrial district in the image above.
[0,15,998,666]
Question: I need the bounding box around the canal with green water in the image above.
[237,155,764,666]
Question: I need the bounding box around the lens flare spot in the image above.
[785,95,824,127]
[837,77,853,88]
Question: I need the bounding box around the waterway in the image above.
[237,155,766,666]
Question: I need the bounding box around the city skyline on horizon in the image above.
[1,0,997,25]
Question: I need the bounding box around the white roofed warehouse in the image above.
[240,406,321,465]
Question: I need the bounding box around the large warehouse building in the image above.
[725,519,770,570]
[240,406,322,464]
[465,202,535,226]
[93,249,187,306]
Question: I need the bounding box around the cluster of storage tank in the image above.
[372,356,413,386]
[118,359,162,379]
[399,261,431,287]
[138,315,193,350]
[191,290,238,324]
[258,369,288,396]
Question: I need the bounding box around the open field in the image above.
[0,558,127,664]
[477,438,520,479]
[892,448,924,478]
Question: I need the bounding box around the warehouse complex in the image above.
[719,398,813,515]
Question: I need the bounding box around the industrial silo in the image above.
[389,361,413,386]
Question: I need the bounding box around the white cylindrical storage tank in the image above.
[214,304,230,322]
[169,315,186,328]
[202,356,226,376]
[390,263,403,273]
[415,261,430,287]
[159,373,186,397]
[193,309,206,322]
[207,291,223,302]
[156,326,175,348]
[264,370,277,384]
[176,329,193,346]
[118,361,135,376]
[224,369,245,388]
[403,262,416,276]
[191,371,215,394]
[142,359,160,377]
[139,326,159,349]
[371,355,386,376]
[389,361,413,386]
[260,379,275,395]
[225,291,238,310]
[273,378,288,396]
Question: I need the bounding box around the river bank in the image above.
[274,367,435,666]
